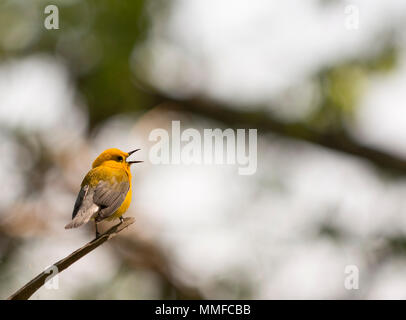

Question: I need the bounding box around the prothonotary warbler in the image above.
[65,148,142,237]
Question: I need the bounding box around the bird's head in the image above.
[92,148,143,169]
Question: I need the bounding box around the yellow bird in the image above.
[65,148,142,237]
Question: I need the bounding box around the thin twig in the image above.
[7,217,135,300]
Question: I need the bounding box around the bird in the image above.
[65,148,143,237]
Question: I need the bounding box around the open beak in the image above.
[126,149,143,164]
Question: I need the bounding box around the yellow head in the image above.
[92,148,142,170]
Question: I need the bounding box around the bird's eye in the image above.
[117,156,123,162]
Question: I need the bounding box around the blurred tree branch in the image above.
[7,218,135,300]
[113,235,204,299]
[159,97,406,175]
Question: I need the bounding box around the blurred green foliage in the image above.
[309,45,398,131]
[0,0,156,131]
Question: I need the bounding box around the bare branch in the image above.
[7,217,135,300]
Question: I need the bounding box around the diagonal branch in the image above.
[160,98,406,175]
[7,217,135,300]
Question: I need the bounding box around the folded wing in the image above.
[65,175,130,229]
[93,180,129,221]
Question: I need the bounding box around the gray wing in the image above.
[65,179,130,229]
[93,180,130,221]
[65,185,99,229]
[72,186,86,219]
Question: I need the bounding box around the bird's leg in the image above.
[119,216,124,224]
[95,221,100,238]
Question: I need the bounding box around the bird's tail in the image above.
[65,205,99,229]
[65,219,87,229]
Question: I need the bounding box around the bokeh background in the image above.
[2,0,406,299]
